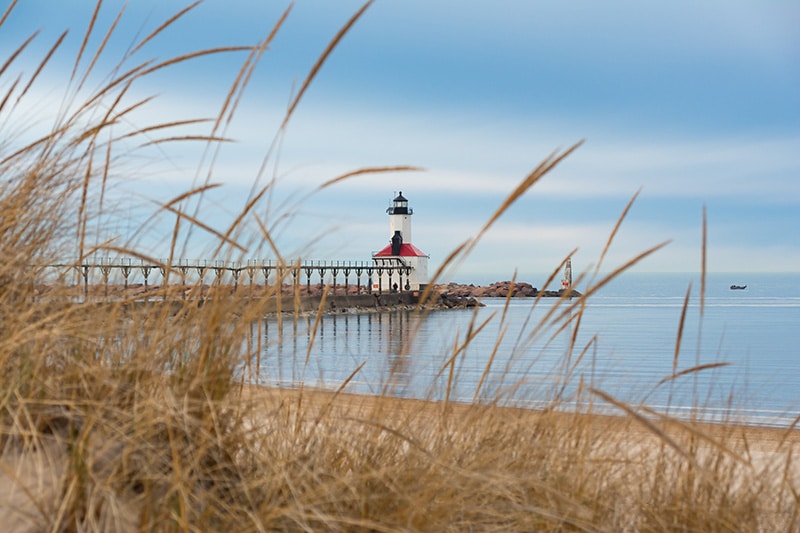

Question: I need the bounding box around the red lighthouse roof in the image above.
[373,243,428,257]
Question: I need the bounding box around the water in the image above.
[250,272,800,427]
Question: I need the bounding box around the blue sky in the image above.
[3,1,799,283]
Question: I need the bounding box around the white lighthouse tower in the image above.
[372,192,429,292]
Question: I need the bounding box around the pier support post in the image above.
[100,259,111,299]
[232,266,241,291]
[331,263,340,295]
[305,265,313,294]
[140,263,152,289]
[120,259,131,290]
[262,265,272,288]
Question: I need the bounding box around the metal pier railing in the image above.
[37,257,415,300]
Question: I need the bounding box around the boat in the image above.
[730,284,747,290]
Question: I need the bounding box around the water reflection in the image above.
[250,302,579,405]
[255,309,427,396]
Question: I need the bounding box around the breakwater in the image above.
[437,280,581,301]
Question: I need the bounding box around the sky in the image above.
[2,0,799,284]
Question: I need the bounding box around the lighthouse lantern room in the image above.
[372,192,429,292]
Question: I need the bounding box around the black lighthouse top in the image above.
[386,191,413,215]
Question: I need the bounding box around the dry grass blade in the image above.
[212,5,291,136]
[319,165,424,190]
[517,286,582,364]
[305,286,330,367]
[184,10,288,240]
[420,143,583,299]
[101,96,156,132]
[313,361,368,426]
[553,240,671,325]
[68,78,136,148]
[0,458,51,525]
[499,260,581,362]
[128,0,202,57]
[639,404,749,463]
[0,75,21,114]
[224,9,294,206]
[139,135,233,148]
[162,183,223,209]
[334,415,433,461]
[0,0,18,28]
[590,388,703,471]
[553,322,594,403]
[595,188,640,274]
[657,362,732,388]
[75,3,127,94]
[776,414,800,450]
[75,60,153,111]
[99,135,111,216]
[115,118,213,142]
[440,311,495,406]
[254,213,286,267]
[157,201,247,253]
[130,179,222,264]
[701,205,707,315]
[465,141,583,260]
[77,145,94,260]
[214,182,276,259]
[133,47,254,82]
[281,1,374,129]
[673,284,692,376]
[548,255,572,292]
[71,0,102,82]
[418,240,469,305]
[17,31,67,105]
[0,31,39,81]
[84,246,164,269]
[472,297,513,403]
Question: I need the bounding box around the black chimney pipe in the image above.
[391,230,402,255]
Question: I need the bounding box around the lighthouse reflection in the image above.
[257,310,419,396]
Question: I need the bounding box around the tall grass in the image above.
[1,2,798,531]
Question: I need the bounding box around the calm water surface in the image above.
[251,273,800,426]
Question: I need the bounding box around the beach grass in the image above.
[1,2,798,531]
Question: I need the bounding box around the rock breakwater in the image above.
[433,280,581,308]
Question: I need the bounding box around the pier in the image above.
[35,257,417,301]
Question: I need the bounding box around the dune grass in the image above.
[0,1,798,531]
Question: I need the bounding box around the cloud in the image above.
[543,136,800,201]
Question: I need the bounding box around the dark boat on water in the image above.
[730,284,747,290]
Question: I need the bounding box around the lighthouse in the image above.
[561,257,572,291]
[372,192,429,292]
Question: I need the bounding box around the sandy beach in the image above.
[240,385,800,449]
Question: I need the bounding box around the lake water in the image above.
[250,272,800,427]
